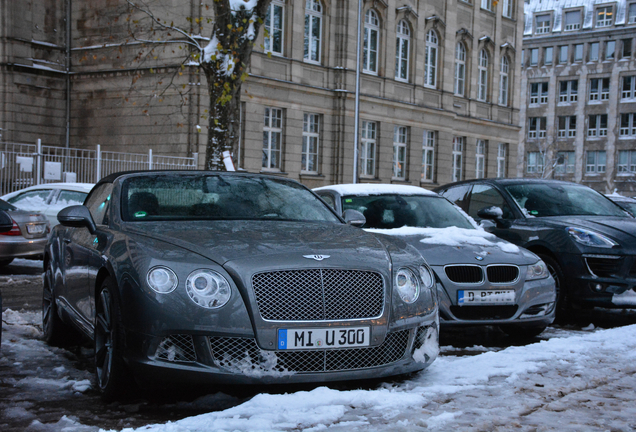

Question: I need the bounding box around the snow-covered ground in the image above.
[2,310,636,431]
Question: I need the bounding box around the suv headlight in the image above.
[567,227,617,248]
[147,266,178,293]
[526,260,549,281]
[186,269,231,309]
[395,268,420,304]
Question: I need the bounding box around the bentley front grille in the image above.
[155,334,197,363]
[252,269,384,321]
[445,265,484,284]
[208,330,409,373]
[487,265,519,283]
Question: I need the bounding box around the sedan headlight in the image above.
[147,266,178,293]
[567,227,617,248]
[186,269,231,309]
[526,260,549,281]
[395,268,420,304]
[419,265,435,289]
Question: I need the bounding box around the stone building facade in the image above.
[520,0,636,194]
[1,0,524,189]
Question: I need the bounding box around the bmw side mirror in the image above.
[343,209,366,227]
[58,205,97,234]
[0,210,12,233]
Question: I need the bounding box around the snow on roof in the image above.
[313,184,437,197]
[524,0,628,35]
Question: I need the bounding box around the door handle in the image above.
[63,238,71,244]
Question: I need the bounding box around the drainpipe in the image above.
[65,0,71,150]
[352,0,362,184]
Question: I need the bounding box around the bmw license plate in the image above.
[277,327,370,350]
[26,224,46,235]
[458,289,515,305]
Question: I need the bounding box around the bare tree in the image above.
[124,0,272,169]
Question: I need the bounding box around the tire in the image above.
[0,258,14,267]
[94,277,130,401]
[42,265,81,347]
[537,253,569,319]
[500,325,547,339]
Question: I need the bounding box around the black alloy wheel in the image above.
[42,264,79,346]
[537,253,569,319]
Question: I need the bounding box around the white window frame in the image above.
[301,113,320,173]
[589,42,600,61]
[559,45,568,63]
[481,0,493,12]
[528,117,546,139]
[589,78,610,102]
[622,75,636,100]
[392,126,408,180]
[544,46,553,65]
[263,107,283,170]
[499,56,509,106]
[476,140,486,179]
[586,150,606,174]
[535,14,551,34]
[264,0,285,56]
[452,137,464,182]
[530,48,539,66]
[454,42,466,96]
[618,150,636,174]
[497,143,507,178]
[527,152,544,174]
[630,3,636,24]
[606,40,616,60]
[422,131,436,182]
[620,113,636,137]
[502,0,513,19]
[424,30,438,88]
[559,80,578,103]
[587,114,608,138]
[478,49,489,101]
[363,9,379,74]
[564,10,581,31]
[395,20,410,82]
[557,116,577,138]
[304,0,322,63]
[574,44,583,62]
[596,6,613,28]
[360,121,377,177]
[555,151,575,175]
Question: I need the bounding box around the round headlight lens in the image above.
[185,269,231,309]
[526,260,549,281]
[147,266,178,293]
[395,268,420,304]
[419,265,435,289]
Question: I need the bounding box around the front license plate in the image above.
[277,327,370,350]
[26,224,46,234]
[458,289,515,305]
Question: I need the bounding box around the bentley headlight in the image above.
[147,266,178,293]
[186,269,231,309]
[419,265,435,289]
[395,268,420,304]
[567,227,617,248]
[526,260,549,281]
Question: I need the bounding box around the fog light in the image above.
[520,302,554,319]
[591,283,604,292]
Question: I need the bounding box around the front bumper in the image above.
[0,236,47,260]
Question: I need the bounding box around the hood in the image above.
[366,226,538,266]
[536,216,636,244]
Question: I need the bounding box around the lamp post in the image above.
[352,0,363,184]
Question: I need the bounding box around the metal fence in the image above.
[0,140,198,196]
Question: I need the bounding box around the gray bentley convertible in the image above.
[44,171,439,399]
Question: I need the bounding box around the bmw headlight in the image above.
[147,266,178,293]
[567,227,617,248]
[419,265,435,289]
[186,269,231,309]
[526,260,549,281]
[395,268,420,304]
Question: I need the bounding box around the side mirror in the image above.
[477,206,503,220]
[0,210,13,233]
[343,209,366,227]
[57,205,97,234]
[479,219,496,233]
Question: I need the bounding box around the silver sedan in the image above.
[0,199,49,266]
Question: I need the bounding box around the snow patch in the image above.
[612,288,636,306]
[314,184,436,197]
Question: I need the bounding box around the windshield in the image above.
[0,199,17,211]
[120,174,341,223]
[342,194,475,229]
[614,200,636,216]
[505,183,627,217]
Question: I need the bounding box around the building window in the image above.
[596,6,613,28]
[304,0,322,63]
[606,41,616,60]
[559,80,578,103]
[574,44,583,61]
[586,150,606,174]
[528,117,547,139]
[564,10,581,30]
[360,121,377,177]
[502,0,513,18]
[424,30,438,87]
[476,140,486,179]
[555,151,575,175]
[363,10,379,74]
[622,75,636,100]
[302,113,319,173]
[535,14,551,34]
[497,143,507,178]
[620,113,636,137]
[589,42,599,61]
[264,0,285,56]
[422,131,436,182]
[587,114,608,138]
[395,20,410,81]
[481,0,493,12]
[557,116,577,138]
[530,82,549,104]
[589,78,610,102]
[392,126,407,180]
[452,137,464,182]
[527,152,544,174]
[263,107,283,170]
[530,48,539,66]
[478,49,489,101]
[559,45,568,63]
[499,56,509,106]
[454,42,466,96]
[618,150,636,174]
[545,46,553,65]
[630,4,636,24]
[623,39,633,58]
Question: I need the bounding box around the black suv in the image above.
[435,179,636,313]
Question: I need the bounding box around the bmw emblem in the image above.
[475,256,484,261]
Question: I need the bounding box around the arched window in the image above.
[424,30,438,87]
[395,20,410,81]
[363,10,380,74]
[499,56,510,106]
[304,0,322,63]
[478,49,489,101]
[454,42,466,96]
